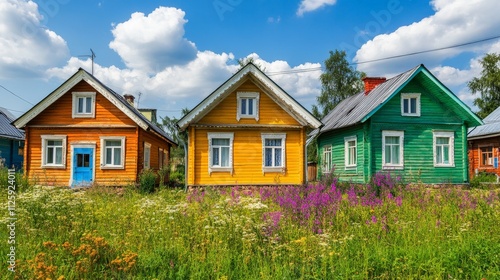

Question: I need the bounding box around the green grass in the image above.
[1,173,500,279]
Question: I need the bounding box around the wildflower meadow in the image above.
[1,170,500,279]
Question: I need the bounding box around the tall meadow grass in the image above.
[1,171,499,279]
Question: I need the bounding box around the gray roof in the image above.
[309,64,482,141]
[313,64,420,136]
[0,107,24,140]
[468,106,500,139]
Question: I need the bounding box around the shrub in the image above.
[169,170,185,188]
[470,171,498,189]
[138,168,157,193]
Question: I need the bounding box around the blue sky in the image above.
[1,0,499,119]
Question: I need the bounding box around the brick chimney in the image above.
[123,94,135,107]
[363,77,386,95]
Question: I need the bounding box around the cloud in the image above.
[354,0,500,76]
[0,0,69,79]
[297,0,337,16]
[109,7,197,74]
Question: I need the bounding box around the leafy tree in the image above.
[308,50,364,163]
[312,50,364,119]
[469,53,500,119]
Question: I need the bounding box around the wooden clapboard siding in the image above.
[138,129,171,179]
[468,137,500,178]
[189,127,305,186]
[25,127,138,186]
[28,81,136,126]
[199,80,300,126]
[317,124,367,183]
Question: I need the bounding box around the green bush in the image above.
[138,168,157,193]
[169,170,185,188]
[470,171,498,189]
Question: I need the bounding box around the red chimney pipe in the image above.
[363,77,386,95]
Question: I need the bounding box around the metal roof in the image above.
[0,107,24,140]
[310,64,482,140]
[468,106,500,139]
[317,64,420,134]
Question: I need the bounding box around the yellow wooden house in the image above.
[177,63,322,186]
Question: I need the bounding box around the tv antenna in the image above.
[78,49,96,75]
[137,92,142,108]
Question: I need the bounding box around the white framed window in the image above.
[480,146,494,167]
[72,92,96,118]
[144,142,151,169]
[41,135,67,168]
[433,131,454,167]
[345,136,357,168]
[322,145,332,173]
[401,93,421,116]
[261,133,286,172]
[208,132,234,173]
[382,130,404,169]
[237,92,259,121]
[100,137,125,169]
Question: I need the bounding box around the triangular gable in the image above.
[317,64,482,136]
[177,63,322,131]
[13,68,176,144]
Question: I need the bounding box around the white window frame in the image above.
[344,136,357,169]
[236,92,260,121]
[144,142,151,169]
[479,145,494,167]
[382,130,404,170]
[100,136,125,169]
[72,92,96,118]
[208,132,234,173]
[322,145,332,173]
[401,93,421,117]
[433,131,455,167]
[261,133,286,173]
[41,135,67,168]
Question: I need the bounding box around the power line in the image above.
[0,84,34,105]
[264,34,500,75]
[353,34,500,65]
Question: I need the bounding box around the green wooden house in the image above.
[311,64,482,184]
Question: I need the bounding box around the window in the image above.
[144,142,151,169]
[100,137,125,169]
[208,132,234,173]
[433,131,454,167]
[41,135,67,167]
[401,93,421,116]
[345,136,357,168]
[237,92,259,121]
[72,92,96,118]
[159,148,168,168]
[480,146,493,167]
[322,145,332,173]
[382,131,404,169]
[261,133,286,172]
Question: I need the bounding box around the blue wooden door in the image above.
[73,148,93,187]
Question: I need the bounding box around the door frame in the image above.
[70,143,96,187]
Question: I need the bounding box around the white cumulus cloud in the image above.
[354,0,500,75]
[0,0,69,79]
[109,7,197,74]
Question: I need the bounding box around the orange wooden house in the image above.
[177,63,322,186]
[13,68,176,187]
[467,106,500,178]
